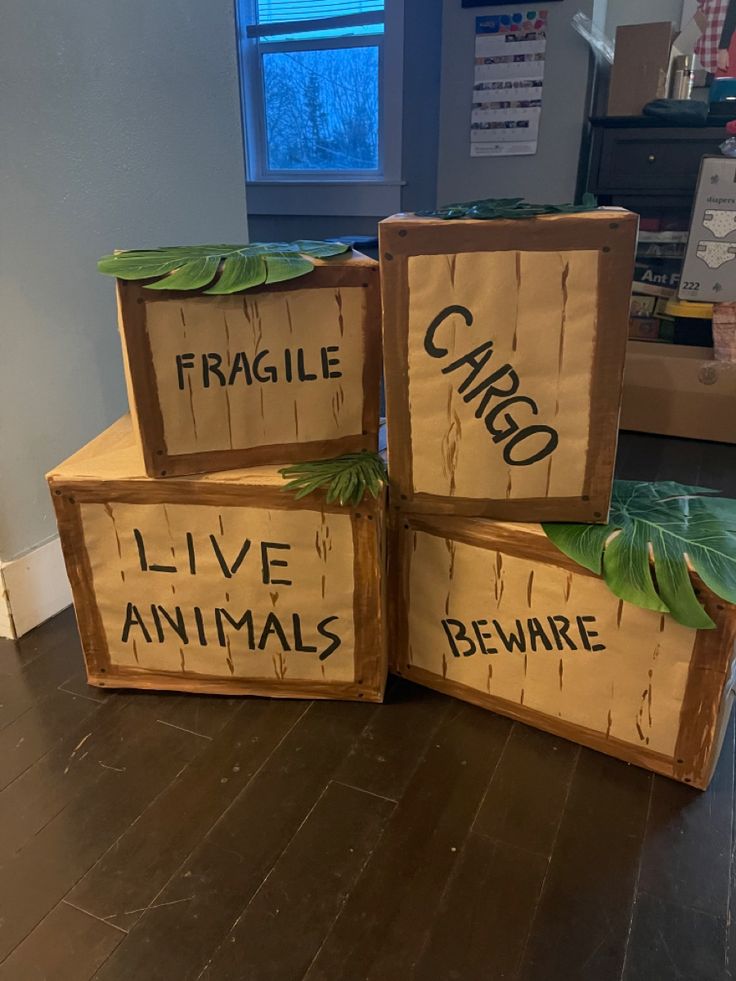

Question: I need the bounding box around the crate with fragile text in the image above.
[99,243,382,478]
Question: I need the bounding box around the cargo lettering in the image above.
[441,615,606,655]
[424,305,559,466]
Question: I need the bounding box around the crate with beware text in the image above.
[390,513,736,788]
[48,416,386,701]
[107,248,381,478]
[380,209,637,522]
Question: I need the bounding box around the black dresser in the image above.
[584,116,726,212]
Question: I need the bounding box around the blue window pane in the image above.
[260,24,383,42]
[262,47,379,171]
[256,1,383,25]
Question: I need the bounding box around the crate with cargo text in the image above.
[390,508,736,789]
[379,209,637,522]
[48,416,386,701]
[101,244,381,478]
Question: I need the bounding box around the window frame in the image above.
[236,0,404,216]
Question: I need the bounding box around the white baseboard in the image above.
[0,571,14,639]
[0,537,72,639]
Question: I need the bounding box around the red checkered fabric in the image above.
[696,0,728,74]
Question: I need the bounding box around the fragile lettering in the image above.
[441,614,606,656]
[424,305,559,466]
[175,346,342,390]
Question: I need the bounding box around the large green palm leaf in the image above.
[543,481,736,629]
[97,241,350,293]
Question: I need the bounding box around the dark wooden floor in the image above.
[1,431,735,981]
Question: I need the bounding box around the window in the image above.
[237,0,403,212]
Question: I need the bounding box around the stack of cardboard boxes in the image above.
[49,212,736,787]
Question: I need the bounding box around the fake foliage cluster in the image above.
[544,481,736,630]
[97,241,350,293]
[280,453,387,508]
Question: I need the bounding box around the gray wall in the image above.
[0,0,248,561]
[437,0,595,206]
[605,0,683,35]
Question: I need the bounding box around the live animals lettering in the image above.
[80,501,357,682]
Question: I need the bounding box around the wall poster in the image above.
[471,9,547,158]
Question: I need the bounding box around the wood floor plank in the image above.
[638,714,734,917]
[333,677,454,801]
[0,687,105,791]
[93,700,377,981]
[414,832,548,981]
[696,439,736,496]
[68,699,307,931]
[303,703,512,981]
[200,782,394,980]
[623,891,727,981]
[519,749,651,981]
[0,705,206,962]
[0,901,123,981]
[152,692,243,740]
[0,633,87,732]
[473,723,579,858]
[0,606,76,678]
[0,698,130,863]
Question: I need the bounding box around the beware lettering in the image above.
[441,615,606,656]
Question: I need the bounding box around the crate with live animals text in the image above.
[48,416,387,701]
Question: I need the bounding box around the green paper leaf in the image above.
[543,480,736,629]
[418,195,599,221]
[97,241,350,293]
[280,452,387,508]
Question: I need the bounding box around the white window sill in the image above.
[246,179,404,217]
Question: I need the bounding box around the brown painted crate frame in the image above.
[390,512,736,789]
[117,251,382,478]
[379,211,638,523]
[48,449,386,703]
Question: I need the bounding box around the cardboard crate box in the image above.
[48,417,386,701]
[622,341,736,444]
[390,514,736,788]
[116,251,381,477]
[380,210,637,522]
